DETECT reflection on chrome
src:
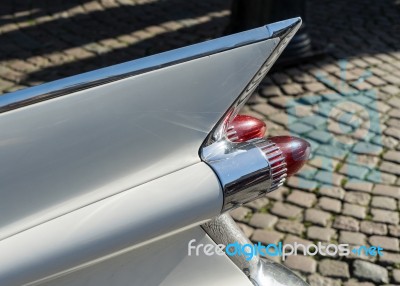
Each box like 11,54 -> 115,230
202,214 -> 309,286
201,138 -> 287,212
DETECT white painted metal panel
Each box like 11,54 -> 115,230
0,163 -> 223,286
0,37 -> 278,239
35,227 -> 253,286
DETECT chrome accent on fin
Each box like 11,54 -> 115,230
200,18 -> 301,213
205,18 -> 302,145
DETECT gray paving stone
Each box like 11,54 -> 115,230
308,274 -> 341,286
288,122 -> 314,134
284,255 -> 317,274
275,219 -> 305,235
269,96 -> 296,108
229,206 -> 251,222
369,235 -> 399,251
315,171 -> 345,187
333,216 -> 360,231
286,176 -> 319,191
360,221 -> 388,235
251,229 -> 284,245
252,104 -> 280,116
286,190 -> 317,208
379,252 -> 400,265
372,135 -> 399,150
307,130 -> 333,144
344,180 -> 373,193
367,170 -> 397,184
393,269 -> 400,283
389,225 -> 400,237
300,95 -> 323,105
307,226 -> 336,242
305,208 -> 331,227
284,235 -> 313,253
339,231 -> 366,245
318,259 -> 350,278
305,82 -> 327,93
309,156 -> 338,171
388,97 -> 400,108
342,203 -> 367,219
318,197 -> 342,213
371,196 -> 397,210
315,145 -> 348,160
296,164 -> 318,180
371,208 -> 399,225
248,213 -> 278,229
380,161 -> 400,176
387,118 -> 400,128
319,186 -> 345,201
286,104 -> 314,117
270,202 -> 303,219
353,142 -> 383,155
265,186 -> 289,201
353,260 -> 389,283
259,85 -> 282,98
372,184 -> 400,199
301,115 -> 327,128
344,192 -> 371,206
339,163 -> 370,179
382,85 -> 400,96
282,83 -> 304,95
343,281 -> 374,286
268,113 -> 297,127
236,223 -> 254,238
384,127 -> 400,140
271,73 -> 291,84
383,150 -> 400,163
245,197 -> 270,210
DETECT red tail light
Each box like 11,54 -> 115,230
227,115 -> 266,142
268,136 -> 311,177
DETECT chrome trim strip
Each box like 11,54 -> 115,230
0,18 -> 299,114
202,214 -> 309,286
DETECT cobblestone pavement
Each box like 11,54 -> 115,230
1,0 -> 400,285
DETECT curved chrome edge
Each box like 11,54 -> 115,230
0,18 -> 299,114
202,214 -> 309,286
201,138 -> 287,212
203,17 -> 302,145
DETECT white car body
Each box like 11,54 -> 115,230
0,18 -> 303,286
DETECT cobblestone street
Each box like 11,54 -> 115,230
1,0 -> 400,285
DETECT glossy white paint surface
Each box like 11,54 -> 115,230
0,37 -> 278,239
0,163 -> 223,286
35,226 -> 253,286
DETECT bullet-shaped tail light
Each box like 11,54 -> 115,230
227,115 -> 267,143
268,136 -> 311,177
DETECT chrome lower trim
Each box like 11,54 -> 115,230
201,138 -> 287,212
202,214 -> 309,286
0,18 -> 300,114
